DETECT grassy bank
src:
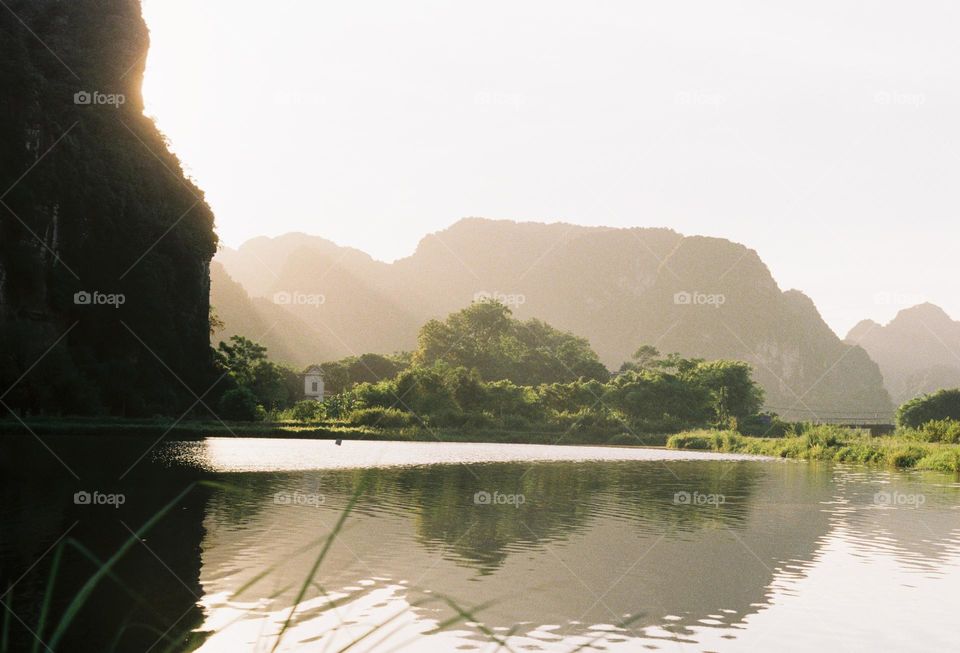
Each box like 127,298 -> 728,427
0,417 -> 671,446
666,425 -> 960,473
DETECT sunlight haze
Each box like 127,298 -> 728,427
141,0 -> 960,336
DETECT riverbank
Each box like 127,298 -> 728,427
666,427 -> 960,473
0,417 -> 672,446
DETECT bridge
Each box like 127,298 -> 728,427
761,407 -> 896,435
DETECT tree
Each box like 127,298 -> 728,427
218,387 -> 259,421
688,360 -> 764,425
214,336 -> 268,387
319,353 -> 410,394
619,345 -> 662,373
291,400 -> 325,421
413,301 -> 609,385
897,389 -> 960,428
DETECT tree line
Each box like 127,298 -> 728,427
213,301 -> 765,434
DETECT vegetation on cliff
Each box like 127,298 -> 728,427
0,0 -> 217,416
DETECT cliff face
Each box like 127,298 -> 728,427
216,219 -> 893,419
0,0 -> 217,415
847,304 -> 960,405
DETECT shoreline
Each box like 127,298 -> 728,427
667,428 -> 960,473
0,418 -> 673,447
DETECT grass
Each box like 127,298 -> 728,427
666,425 -> 960,473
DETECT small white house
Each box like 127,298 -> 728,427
304,365 -> 325,401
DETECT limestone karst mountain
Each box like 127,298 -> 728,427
847,303 -> 960,406
0,0 -> 217,415
215,218 -> 893,419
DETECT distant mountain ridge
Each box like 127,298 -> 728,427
846,303 -> 960,405
213,218 -> 893,419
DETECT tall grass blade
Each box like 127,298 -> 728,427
47,483 -> 197,650
270,477 -> 368,652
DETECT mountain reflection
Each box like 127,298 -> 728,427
2,438 -> 958,652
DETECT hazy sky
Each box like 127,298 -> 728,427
141,0 -> 959,337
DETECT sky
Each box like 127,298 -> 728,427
140,0 -> 960,337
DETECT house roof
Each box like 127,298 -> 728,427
304,365 -> 323,375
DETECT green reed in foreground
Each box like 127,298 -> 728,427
3,478 -> 643,653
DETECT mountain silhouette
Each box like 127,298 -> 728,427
214,218 -> 893,419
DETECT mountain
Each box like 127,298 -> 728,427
215,219 -> 893,419
846,304 -> 960,405
209,261 -> 339,366
0,0 -> 217,415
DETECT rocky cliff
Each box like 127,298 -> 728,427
0,0 -> 217,415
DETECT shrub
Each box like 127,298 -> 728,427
607,432 -> 642,446
897,389 -> 960,428
800,424 -> 851,448
888,446 -> 928,469
739,413 -> 792,437
346,407 -> 417,429
463,412 -> 496,430
218,388 -> 260,421
666,431 -> 715,450
916,449 -> 960,473
290,400 -> 325,422
502,414 -> 532,431
917,419 -> 960,444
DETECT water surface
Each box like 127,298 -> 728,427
2,437 -> 958,652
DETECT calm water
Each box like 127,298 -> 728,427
2,437 -> 959,652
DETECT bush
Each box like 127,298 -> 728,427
739,413 -> 792,437
897,389 -> 960,428
916,419 -> 960,444
800,424 -> 851,448
218,388 -> 260,421
290,400 -> 325,422
666,431 -> 715,450
888,446 -> 928,469
607,432 -> 642,446
347,407 -> 417,429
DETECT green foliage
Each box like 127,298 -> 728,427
688,360 -> 765,425
319,352 -> 410,394
347,407 -> 418,429
217,387 -> 260,422
413,301 -> 609,385
214,336 -> 299,413
915,419 -> 960,444
214,336 -> 268,387
290,400 -> 325,422
897,389 -> 960,428
668,426 -> 960,472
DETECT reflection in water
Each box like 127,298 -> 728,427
1,437 -> 958,652
175,442 -> 959,652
